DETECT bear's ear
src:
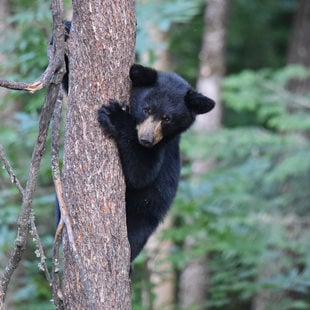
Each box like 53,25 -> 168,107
185,89 -> 215,115
130,64 -> 158,87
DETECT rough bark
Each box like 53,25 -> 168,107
61,1 -> 135,309
179,0 -> 229,308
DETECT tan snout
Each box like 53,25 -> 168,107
136,116 -> 163,147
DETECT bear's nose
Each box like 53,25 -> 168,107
139,137 -> 153,148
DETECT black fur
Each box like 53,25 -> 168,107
98,65 -> 215,261
55,23 -> 215,262
49,21 -> 71,92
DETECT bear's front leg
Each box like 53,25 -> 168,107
98,100 -> 131,138
98,101 -> 165,189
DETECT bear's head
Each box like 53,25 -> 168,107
129,64 -> 215,148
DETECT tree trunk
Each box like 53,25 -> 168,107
146,217 -> 175,310
142,27 -> 175,310
194,0 -> 228,131
179,253 -> 209,309
253,2 -> 310,309
0,2 -> 16,309
287,0 -> 310,93
179,0 -> 229,308
0,0 -> 9,109
62,1 -> 135,309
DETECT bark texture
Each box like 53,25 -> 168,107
62,1 -> 135,309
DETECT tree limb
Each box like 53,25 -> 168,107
0,146 -> 53,286
0,145 -> 24,195
0,82 -> 61,304
0,0 -> 65,93
51,92 -> 65,309
0,0 -> 65,304
0,146 -> 53,289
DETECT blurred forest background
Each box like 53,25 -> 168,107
0,0 -> 309,309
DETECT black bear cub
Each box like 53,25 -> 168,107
98,64 -> 215,261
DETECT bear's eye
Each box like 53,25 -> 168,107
143,107 -> 152,115
161,115 -> 171,123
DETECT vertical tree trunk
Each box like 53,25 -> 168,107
142,27 -> 175,310
287,0 -> 310,93
146,217 -> 175,310
0,0 -> 9,103
194,0 -> 228,131
62,1 -> 135,309
253,2 -> 310,309
179,0 -> 229,308
0,2 -> 16,308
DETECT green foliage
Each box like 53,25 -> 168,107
0,1 -> 51,112
131,67 -> 310,309
169,9 -> 203,85
0,2 -> 55,309
226,0 -> 296,72
12,255 -> 54,310
169,0 -> 296,85
222,66 -> 310,131
1,0 -> 309,309
159,65 -> 310,308
165,129 -> 309,308
0,113 -> 55,308
135,0 -> 204,64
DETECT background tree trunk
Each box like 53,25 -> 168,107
179,0 -> 229,308
62,1 -> 135,309
0,0 -> 9,114
252,2 -> 310,309
142,27 -> 176,310
0,2 -> 16,308
146,217 -> 175,310
287,0 -> 310,93
194,0 -> 228,132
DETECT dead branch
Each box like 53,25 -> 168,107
0,145 -> 24,195
0,82 -> 62,305
52,217 -> 65,310
0,0 -> 65,305
0,74 -> 51,93
0,145 -> 52,287
51,92 -> 65,309
0,0 -> 65,93
30,212 -> 53,285
0,0 -> 103,307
